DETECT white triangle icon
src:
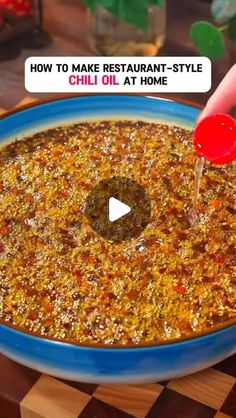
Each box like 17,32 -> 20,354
109,197 -> 131,222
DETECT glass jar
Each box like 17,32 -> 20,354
89,3 -> 166,57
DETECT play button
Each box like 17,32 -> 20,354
109,197 -> 131,222
85,176 -> 151,242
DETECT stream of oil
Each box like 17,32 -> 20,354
191,157 -> 205,225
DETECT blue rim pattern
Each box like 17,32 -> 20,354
0,95 -> 199,142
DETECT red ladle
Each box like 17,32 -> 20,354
194,113 -> 236,164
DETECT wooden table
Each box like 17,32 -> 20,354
0,353 -> 236,418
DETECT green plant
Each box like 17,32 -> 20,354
190,0 -> 236,60
85,0 -> 165,31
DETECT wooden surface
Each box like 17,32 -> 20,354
0,353 -> 236,418
0,0 -> 235,110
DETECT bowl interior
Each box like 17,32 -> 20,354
1,95 -> 235,351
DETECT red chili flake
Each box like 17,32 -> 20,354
52,148 -> 63,157
63,322 -> 71,330
81,281 -> 91,289
142,271 -> 155,287
0,181 -> 4,193
82,249 -> 90,257
213,284 -> 222,291
134,255 -> 145,265
44,318 -> 54,328
11,187 -> 21,195
167,207 -> 178,216
26,194 -> 34,204
150,171 -> 158,180
118,146 -> 129,156
106,292 -> 116,300
127,290 -> 139,300
40,290 -> 50,298
212,199 -> 221,209
46,305 -> 54,313
22,252 -> 37,267
28,211 -> 36,219
179,321 -> 192,332
145,236 -> 159,248
0,225 -> 11,236
48,290 -> 57,301
37,206 -> 46,213
0,242 -> 4,253
177,231 -> 188,241
116,255 -> 129,263
68,220 -> 82,228
162,228 -> 171,235
15,283 -> 22,290
202,276 -> 214,283
84,307 -> 94,315
105,271 -> 114,280
174,284 -> 187,294
74,269 -> 83,280
28,310 -> 39,321
26,286 -> 38,296
86,255 -> 98,265
82,182 -> 93,190
57,190 -> 68,198
42,298 -> 54,313
215,255 -> 225,264
37,158 -> 48,167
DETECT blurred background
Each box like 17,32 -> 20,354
0,0 -> 235,110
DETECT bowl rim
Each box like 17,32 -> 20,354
1,316 -> 236,351
0,93 -> 235,350
0,93 -> 203,120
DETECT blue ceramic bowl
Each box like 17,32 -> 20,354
0,95 -> 235,384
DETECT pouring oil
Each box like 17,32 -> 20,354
190,157 -> 205,225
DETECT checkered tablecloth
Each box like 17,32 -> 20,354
0,98 -> 236,418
